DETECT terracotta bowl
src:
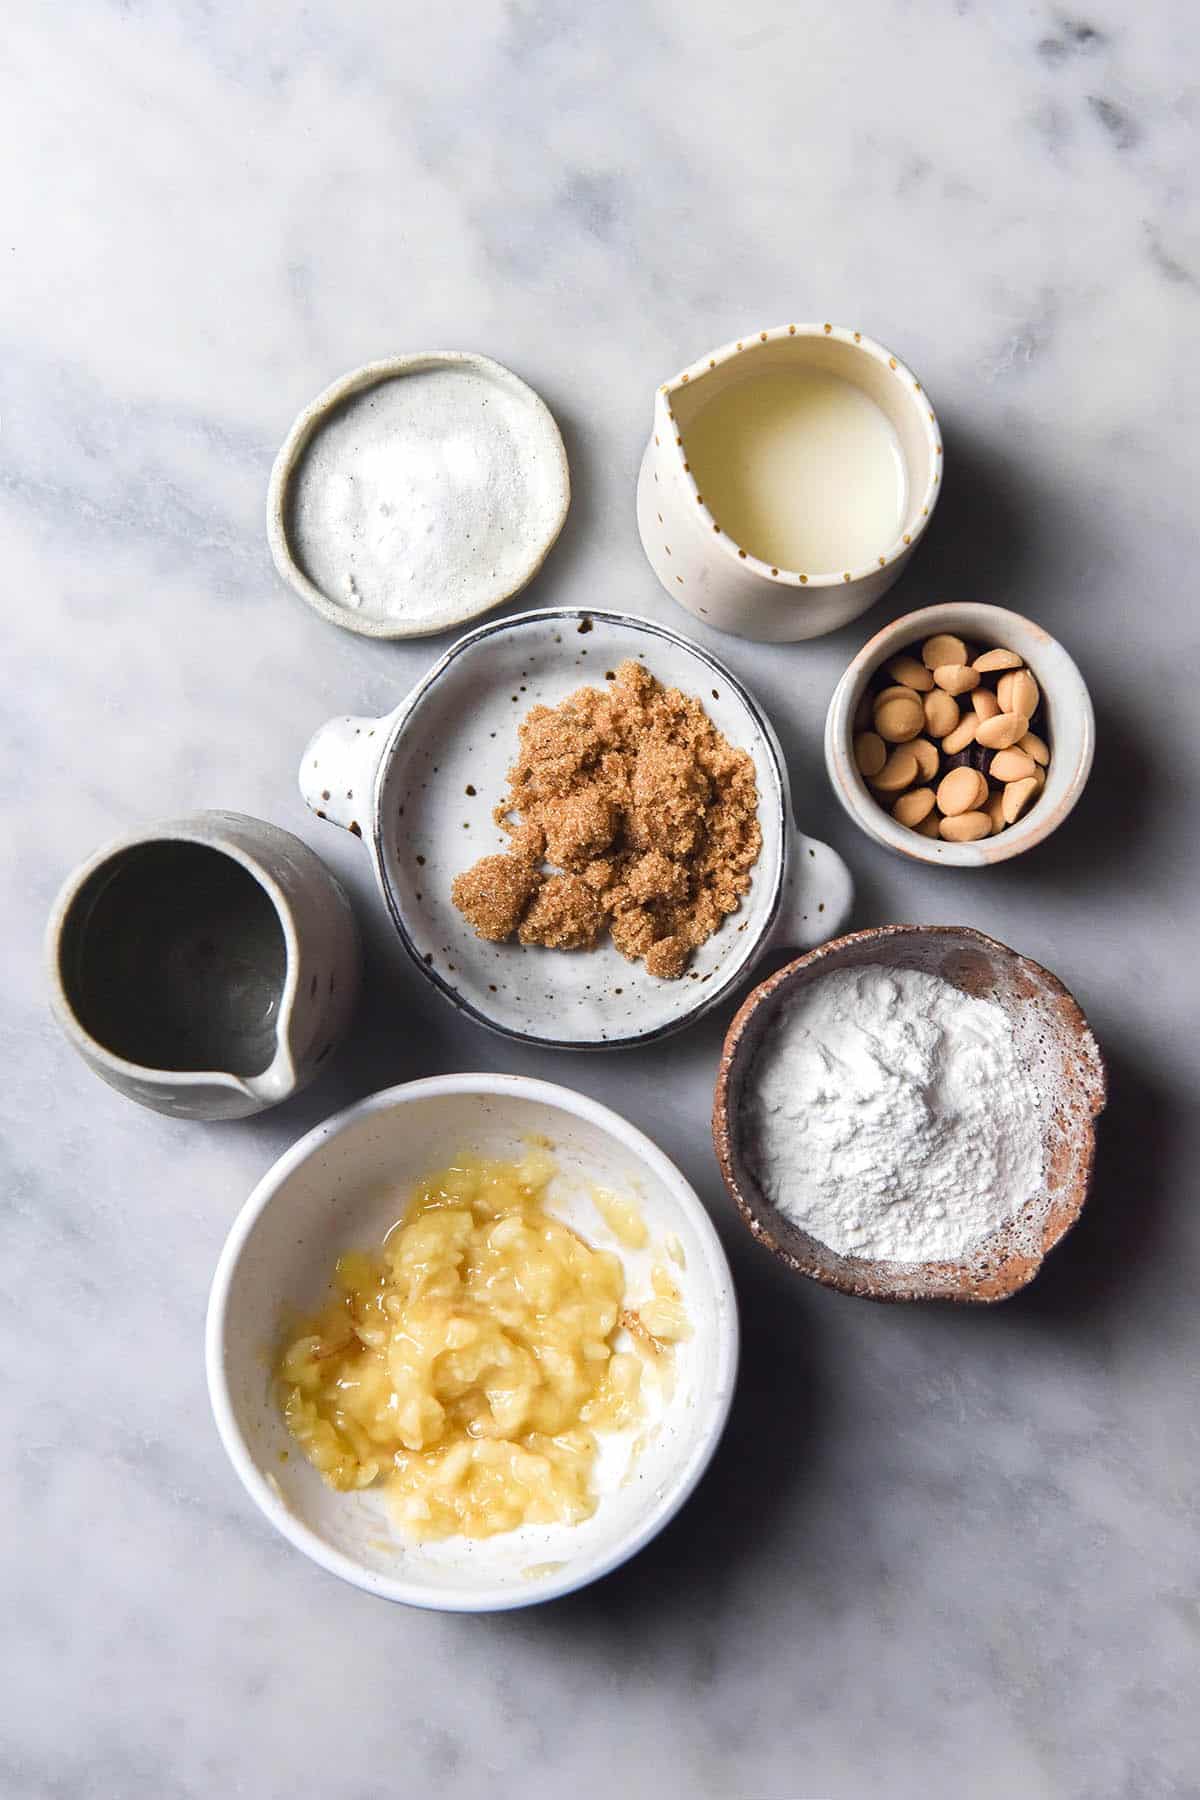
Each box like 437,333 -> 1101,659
712,925 -> 1107,1303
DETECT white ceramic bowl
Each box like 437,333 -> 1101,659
206,1074 -> 739,1611
825,602 -> 1094,866
299,608 -> 853,1048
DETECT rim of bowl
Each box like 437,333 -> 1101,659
266,352 -> 571,640
365,606 -> 791,1051
205,1072 -> 741,1611
824,602 -> 1095,867
712,924 -> 1108,1303
657,322 -> 942,589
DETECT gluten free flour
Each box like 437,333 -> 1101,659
745,965 -> 1044,1262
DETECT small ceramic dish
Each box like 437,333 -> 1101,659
637,323 -> 941,642
299,607 -> 854,1049
267,353 -> 570,639
825,602 -> 1094,865
713,925 -> 1106,1303
206,1073 -> 739,1611
45,811 -> 360,1120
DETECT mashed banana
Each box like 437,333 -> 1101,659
277,1150 -> 686,1540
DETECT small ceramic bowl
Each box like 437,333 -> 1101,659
712,925 -> 1106,1303
267,353 -> 570,639
206,1074 -> 739,1611
299,607 -> 853,1049
825,602 -> 1094,866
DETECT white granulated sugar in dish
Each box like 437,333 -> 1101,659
745,964 -> 1044,1262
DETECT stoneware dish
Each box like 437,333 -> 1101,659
637,323 -> 941,643
299,607 -> 854,1048
825,601 -> 1094,866
267,353 -> 570,639
46,811 -> 361,1120
712,925 -> 1106,1303
206,1073 -> 740,1611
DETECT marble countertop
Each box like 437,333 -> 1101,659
4,2 -> 1197,1795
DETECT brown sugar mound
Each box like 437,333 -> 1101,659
451,661 -> 762,979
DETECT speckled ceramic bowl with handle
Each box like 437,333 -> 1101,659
299,608 -> 854,1048
713,925 -> 1107,1303
825,602 -> 1094,865
206,1073 -> 740,1611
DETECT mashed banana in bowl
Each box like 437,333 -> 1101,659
277,1149 -> 687,1541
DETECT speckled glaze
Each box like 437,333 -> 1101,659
299,607 -> 854,1048
206,1073 -> 739,1611
826,602 -> 1095,866
713,925 -> 1107,1303
46,811 -> 361,1120
267,353 -> 570,639
637,324 -> 941,643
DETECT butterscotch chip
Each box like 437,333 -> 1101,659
884,655 -> 935,692
923,689 -> 959,739
998,669 -> 1039,719
971,688 -> 1000,721
921,633 -> 968,669
873,689 -> 924,743
518,875 -> 606,950
939,810 -> 991,842
1019,730 -> 1050,766
871,747 -> 919,793
893,787 -> 935,827
976,711 -> 1029,750
451,856 -> 543,942
854,731 -> 887,779
932,663 -> 980,696
941,713 -> 978,755
989,749 -> 1038,784
915,809 -> 943,838
937,766 -> 988,816
910,737 -> 940,782
985,790 -> 1007,835
1002,776 -> 1040,825
973,647 -> 1023,673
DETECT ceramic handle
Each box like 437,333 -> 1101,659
299,714 -> 388,837
766,830 -> 855,955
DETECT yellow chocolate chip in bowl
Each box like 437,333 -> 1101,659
976,710 -> 1029,750
989,749 -> 1039,784
985,790 -> 1007,835
998,668 -> 1039,719
932,663 -> 980,696
873,689 -> 925,743
972,647 -> 1023,674
1019,730 -> 1050,766
871,746 -> 919,793
910,737 -> 940,782
921,633 -> 968,670
939,810 -> 991,843
884,655 -> 935,692
914,809 -> 943,838
971,688 -> 1000,721
854,730 -> 887,779
923,689 -> 960,739
941,712 -> 978,756
936,765 -> 988,817
1002,775 -> 1041,824
892,786 -> 936,828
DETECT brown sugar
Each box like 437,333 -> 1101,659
451,661 -> 761,978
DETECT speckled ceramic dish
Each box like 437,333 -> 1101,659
713,926 -> 1106,1303
206,1074 -> 739,1611
299,608 -> 854,1048
825,603 -> 1094,865
267,353 -> 570,639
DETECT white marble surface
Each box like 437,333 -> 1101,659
4,1 -> 1198,1794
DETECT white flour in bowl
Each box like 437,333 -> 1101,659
744,964 -> 1044,1262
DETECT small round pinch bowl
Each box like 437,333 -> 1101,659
825,602 -> 1094,866
206,1074 -> 739,1611
300,607 -> 854,1049
713,926 -> 1107,1303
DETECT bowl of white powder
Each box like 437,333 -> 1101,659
713,925 -> 1106,1302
